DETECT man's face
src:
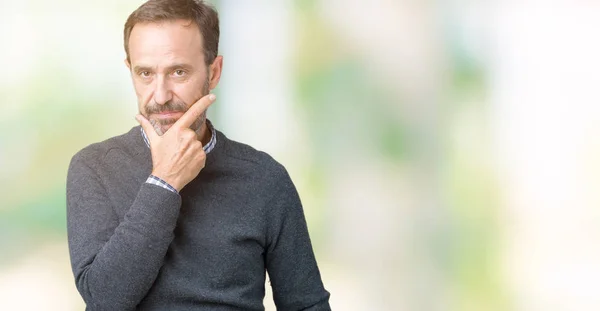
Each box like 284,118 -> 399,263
126,20 -> 215,135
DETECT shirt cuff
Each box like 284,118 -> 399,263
145,175 -> 178,194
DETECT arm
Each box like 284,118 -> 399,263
265,170 -> 331,311
67,94 -> 215,310
67,153 -> 181,310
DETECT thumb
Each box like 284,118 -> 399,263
135,114 -> 158,143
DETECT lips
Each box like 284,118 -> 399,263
153,111 -> 184,118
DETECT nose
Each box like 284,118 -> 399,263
153,76 -> 173,105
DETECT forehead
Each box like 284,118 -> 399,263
128,19 -> 204,66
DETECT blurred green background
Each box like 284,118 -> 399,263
2,1 -> 600,310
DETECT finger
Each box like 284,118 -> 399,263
173,93 -> 216,129
135,114 -> 159,143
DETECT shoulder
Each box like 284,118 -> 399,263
70,127 -> 142,169
216,130 -> 292,187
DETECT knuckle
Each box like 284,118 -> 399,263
198,150 -> 206,159
181,130 -> 196,140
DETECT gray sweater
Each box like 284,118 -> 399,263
66,126 -> 330,311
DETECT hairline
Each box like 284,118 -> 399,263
126,19 -> 207,64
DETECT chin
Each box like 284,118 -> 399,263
148,119 -> 175,136
158,124 -> 174,135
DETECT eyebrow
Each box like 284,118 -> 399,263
133,63 -> 194,73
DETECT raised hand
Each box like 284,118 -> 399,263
136,94 -> 216,192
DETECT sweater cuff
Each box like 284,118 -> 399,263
146,175 -> 178,193
128,182 -> 182,231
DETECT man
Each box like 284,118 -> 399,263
66,0 -> 331,310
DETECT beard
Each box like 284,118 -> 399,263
142,78 -> 210,136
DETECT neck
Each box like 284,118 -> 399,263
196,121 -> 211,146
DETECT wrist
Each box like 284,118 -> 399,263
150,171 -> 182,192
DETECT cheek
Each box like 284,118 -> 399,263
172,81 -> 205,105
133,82 -> 154,107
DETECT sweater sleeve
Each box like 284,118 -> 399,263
265,170 -> 331,311
66,151 -> 181,310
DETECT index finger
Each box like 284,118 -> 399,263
173,94 -> 216,129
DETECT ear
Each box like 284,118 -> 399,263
208,55 -> 223,90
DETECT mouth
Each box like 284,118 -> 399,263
151,111 -> 184,119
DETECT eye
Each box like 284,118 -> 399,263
173,69 -> 186,77
139,71 -> 151,78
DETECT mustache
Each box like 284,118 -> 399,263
145,100 -> 188,115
